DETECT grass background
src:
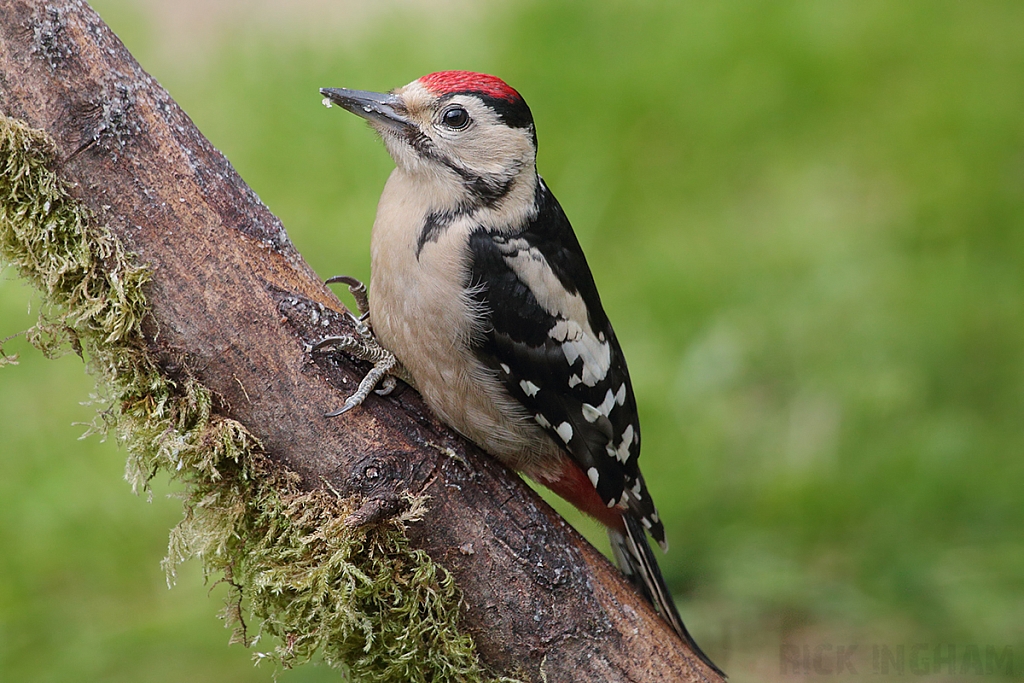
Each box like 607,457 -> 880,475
2,1 -> 1022,680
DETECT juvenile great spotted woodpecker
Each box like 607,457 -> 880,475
317,71 -> 721,675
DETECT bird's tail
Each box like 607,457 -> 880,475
609,515 -> 725,679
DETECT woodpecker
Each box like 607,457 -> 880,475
318,71 -> 722,676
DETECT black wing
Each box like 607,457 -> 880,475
466,179 -> 664,545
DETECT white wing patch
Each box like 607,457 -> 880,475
499,242 -> 612,386
561,335 -> 611,386
548,319 -> 583,342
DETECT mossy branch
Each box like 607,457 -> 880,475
0,2 -> 723,681
0,115 -> 496,681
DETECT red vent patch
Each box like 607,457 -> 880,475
419,71 -> 521,102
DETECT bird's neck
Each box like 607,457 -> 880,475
393,162 -> 540,234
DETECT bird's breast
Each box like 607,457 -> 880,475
369,171 -> 477,360
366,170 -> 561,475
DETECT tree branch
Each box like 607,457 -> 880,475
0,1 -> 722,681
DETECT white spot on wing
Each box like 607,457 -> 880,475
520,379 -> 540,397
609,424 -> 634,463
535,414 -> 551,429
581,403 -> 601,422
615,383 -> 627,405
556,421 -> 573,443
587,467 -> 600,487
562,337 -> 611,386
500,363 -> 511,374
620,425 -> 634,452
568,375 -> 582,388
595,388 -> 617,418
562,341 -> 580,365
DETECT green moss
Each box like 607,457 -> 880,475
0,114 -> 510,682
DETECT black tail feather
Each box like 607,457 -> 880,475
609,515 -> 726,679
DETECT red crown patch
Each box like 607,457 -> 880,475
419,71 -> 521,102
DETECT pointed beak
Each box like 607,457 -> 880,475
320,87 -> 412,133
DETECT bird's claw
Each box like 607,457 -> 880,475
311,335 -> 355,353
325,394 -> 362,418
375,374 -> 398,396
326,274 -> 370,319
345,311 -> 373,340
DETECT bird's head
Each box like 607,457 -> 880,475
321,71 -> 537,207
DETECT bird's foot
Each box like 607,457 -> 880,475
314,275 -> 408,416
312,316 -> 404,416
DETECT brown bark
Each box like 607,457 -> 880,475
0,2 -> 723,681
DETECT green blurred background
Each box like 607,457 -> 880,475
2,1 -> 1023,681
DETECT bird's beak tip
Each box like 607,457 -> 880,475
319,87 -> 410,130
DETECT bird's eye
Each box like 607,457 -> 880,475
442,107 -> 471,130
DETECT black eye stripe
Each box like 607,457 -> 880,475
442,106 -> 471,130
